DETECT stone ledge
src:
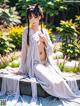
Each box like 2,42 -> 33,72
0,73 -> 80,97
0,74 -> 50,97
20,78 -> 49,97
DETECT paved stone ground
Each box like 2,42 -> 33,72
0,72 -> 80,97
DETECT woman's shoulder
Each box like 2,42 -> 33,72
23,28 -> 28,34
22,28 -> 33,39
23,28 -> 33,35
22,28 -> 28,40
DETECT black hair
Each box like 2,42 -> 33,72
27,4 -> 44,45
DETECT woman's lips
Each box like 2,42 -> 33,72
32,21 -> 37,24
33,22 -> 36,24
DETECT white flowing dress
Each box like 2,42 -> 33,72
19,28 -> 80,106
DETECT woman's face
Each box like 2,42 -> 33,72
29,14 -> 41,27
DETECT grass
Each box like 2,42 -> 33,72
58,64 -> 80,73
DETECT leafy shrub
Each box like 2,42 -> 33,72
0,0 -> 21,27
75,15 -> 80,27
8,26 -> 24,50
56,20 -> 80,60
0,51 -> 21,69
16,0 -> 66,27
75,15 -> 80,46
0,32 -> 15,55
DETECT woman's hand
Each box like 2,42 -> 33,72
33,31 -> 48,47
13,69 -> 23,75
39,32 -> 48,47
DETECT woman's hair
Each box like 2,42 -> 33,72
27,4 -> 44,45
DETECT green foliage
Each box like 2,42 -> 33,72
75,15 -> 80,26
0,0 -> 4,5
75,15 -> 80,45
16,0 -> 67,24
58,64 -> 80,73
56,20 -> 80,60
0,33 -> 15,55
8,26 -> 24,50
8,60 -> 19,68
0,51 -> 20,69
65,2 -> 80,20
63,67 -> 80,73
50,35 -> 56,43
0,7 -> 21,27
0,0 -> 21,27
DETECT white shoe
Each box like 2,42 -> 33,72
30,98 -> 37,106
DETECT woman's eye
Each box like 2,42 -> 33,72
29,16 -> 38,20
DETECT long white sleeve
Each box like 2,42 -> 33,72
44,29 -> 53,56
19,28 -> 28,73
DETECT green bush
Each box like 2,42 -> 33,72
0,51 -> 21,69
16,0 -> 66,27
8,26 -> 24,50
0,0 -> 21,27
56,20 -> 80,60
75,15 -> 80,46
0,32 -> 15,55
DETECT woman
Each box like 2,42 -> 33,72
15,4 -> 80,106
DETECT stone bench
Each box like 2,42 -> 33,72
0,73 -> 80,97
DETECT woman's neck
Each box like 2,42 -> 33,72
31,25 -> 40,32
